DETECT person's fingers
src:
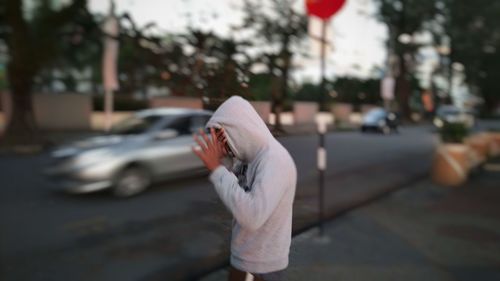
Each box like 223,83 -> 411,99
210,128 -> 223,155
199,128 -> 211,147
193,133 -> 208,151
220,140 -> 227,156
219,131 -> 230,152
221,137 -> 228,148
210,127 -> 218,146
201,129 -> 212,147
217,131 -> 226,144
216,128 -> 224,139
191,146 -> 204,160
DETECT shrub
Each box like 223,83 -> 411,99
440,122 -> 468,143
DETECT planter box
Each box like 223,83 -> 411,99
488,132 -> 500,157
293,102 -> 318,125
464,134 -> 490,164
33,93 -> 92,130
149,96 -> 203,109
331,103 -> 353,124
250,101 -> 271,124
432,143 -> 470,187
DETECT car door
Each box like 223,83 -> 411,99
148,114 -> 211,179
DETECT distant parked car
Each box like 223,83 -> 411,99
433,105 -> 476,129
45,108 -> 213,197
361,108 -> 399,134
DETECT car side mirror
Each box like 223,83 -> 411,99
153,129 -> 178,140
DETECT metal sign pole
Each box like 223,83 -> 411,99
306,0 -> 346,242
317,19 -> 327,237
320,19 -> 327,108
317,122 -> 327,237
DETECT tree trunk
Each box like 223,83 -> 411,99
270,74 -> 281,128
2,70 -> 40,146
396,53 -> 412,121
272,51 -> 291,133
272,88 -> 283,132
1,0 -> 41,147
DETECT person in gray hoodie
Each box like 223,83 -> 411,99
192,96 -> 297,281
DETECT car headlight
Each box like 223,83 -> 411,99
73,149 -> 114,167
433,118 -> 444,128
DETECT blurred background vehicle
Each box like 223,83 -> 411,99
433,105 -> 476,129
44,108 -> 212,197
360,107 -> 399,134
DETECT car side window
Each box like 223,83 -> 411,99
166,117 -> 191,135
189,115 -> 211,134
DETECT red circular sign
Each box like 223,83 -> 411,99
306,0 -> 346,19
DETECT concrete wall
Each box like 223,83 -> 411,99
149,97 -> 203,109
293,102 -> 318,124
33,93 -> 92,130
331,103 -> 353,124
91,111 -> 133,131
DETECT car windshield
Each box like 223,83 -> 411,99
438,107 -> 460,116
366,109 -> 386,119
110,115 -> 163,135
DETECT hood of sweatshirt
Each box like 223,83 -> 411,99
206,96 -> 273,163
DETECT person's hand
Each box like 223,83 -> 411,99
192,127 -> 228,171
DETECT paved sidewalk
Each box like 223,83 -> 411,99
201,168 -> 500,281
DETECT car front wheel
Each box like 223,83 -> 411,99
113,166 -> 151,197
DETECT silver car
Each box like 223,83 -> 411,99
433,105 -> 476,129
45,108 -> 212,197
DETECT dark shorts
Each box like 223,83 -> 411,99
228,266 -> 286,281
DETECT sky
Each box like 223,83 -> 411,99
89,0 -> 389,82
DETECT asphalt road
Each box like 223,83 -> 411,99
0,126 -> 436,281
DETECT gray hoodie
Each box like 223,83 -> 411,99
206,96 -> 297,274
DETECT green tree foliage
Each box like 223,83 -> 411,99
179,29 -> 251,101
292,77 -> 383,110
239,0 -> 308,130
436,0 -> 500,114
248,73 -> 275,101
439,121 -> 468,143
1,0 -> 95,145
293,82 -> 324,102
335,77 -> 382,106
377,0 -> 500,116
374,0 -> 437,120
117,14 -> 164,99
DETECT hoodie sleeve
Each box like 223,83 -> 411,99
209,160 -> 292,231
